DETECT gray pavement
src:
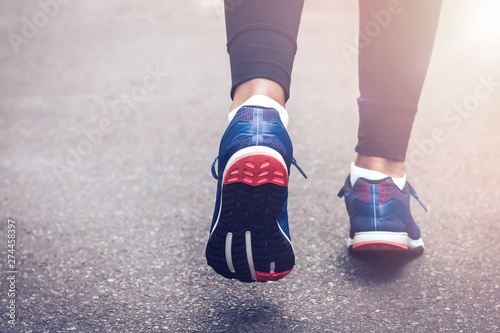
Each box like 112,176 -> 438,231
1,0 -> 500,332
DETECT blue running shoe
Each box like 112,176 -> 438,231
338,176 -> 427,252
206,98 -> 306,282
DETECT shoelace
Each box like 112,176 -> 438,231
211,156 -> 308,180
408,183 -> 428,212
337,181 -> 428,212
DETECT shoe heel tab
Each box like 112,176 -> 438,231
231,95 -> 289,128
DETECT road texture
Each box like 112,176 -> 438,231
1,0 -> 500,332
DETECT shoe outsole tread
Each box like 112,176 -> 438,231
206,153 -> 294,282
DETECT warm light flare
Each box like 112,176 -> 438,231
463,0 -> 500,42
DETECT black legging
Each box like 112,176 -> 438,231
225,0 -> 442,161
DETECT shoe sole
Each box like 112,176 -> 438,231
206,146 -> 294,283
348,231 -> 424,252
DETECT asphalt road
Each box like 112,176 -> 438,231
1,1 -> 500,332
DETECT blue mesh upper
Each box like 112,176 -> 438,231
217,106 -> 293,176
343,177 -> 421,240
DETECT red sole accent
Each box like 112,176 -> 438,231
353,241 -> 408,251
255,269 -> 292,282
223,154 -> 288,187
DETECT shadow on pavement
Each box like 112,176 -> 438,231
336,250 -> 424,283
203,298 -> 299,333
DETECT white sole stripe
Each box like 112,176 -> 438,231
225,233 -> 235,273
277,222 -> 294,253
245,231 -> 256,281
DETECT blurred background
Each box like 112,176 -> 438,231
1,0 -> 499,332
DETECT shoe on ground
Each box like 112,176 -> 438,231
206,104 -> 305,282
338,176 -> 427,253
